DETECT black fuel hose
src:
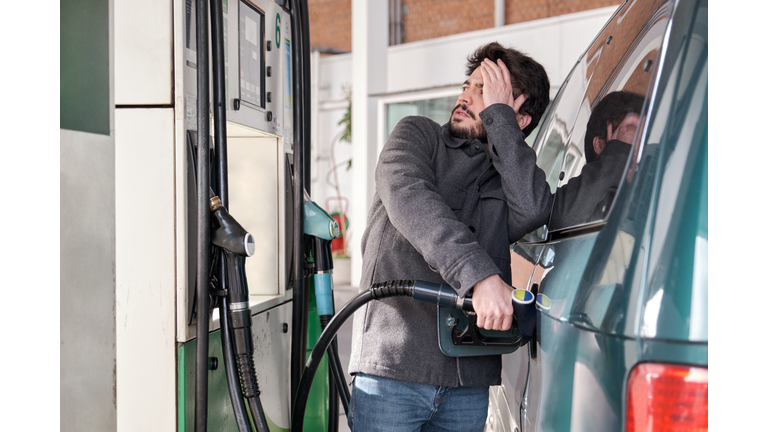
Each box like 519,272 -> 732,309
217,291 -> 254,432
225,251 -> 270,432
208,0 -> 254,427
291,280 -> 471,430
329,339 -> 350,412
194,0 -> 211,430
289,0 -> 310,405
328,372 -> 339,432
247,397 -> 269,432
319,315 -> 348,431
319,315 -> 350,416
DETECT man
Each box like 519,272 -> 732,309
550,90 -> 645,229
347,42 -> 551,431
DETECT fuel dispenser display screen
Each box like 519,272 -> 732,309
239,1 -> 265,109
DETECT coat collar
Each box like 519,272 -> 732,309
441,123 -> 476,148
599,140 -> 633,160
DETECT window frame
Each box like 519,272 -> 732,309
376,86 -> 461,155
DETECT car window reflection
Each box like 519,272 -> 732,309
549,91 -> 645,229
524,0 -> 671,235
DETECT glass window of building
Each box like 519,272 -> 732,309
386,96 -> 456,139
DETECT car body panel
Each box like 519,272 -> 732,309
489,0 -> 708,430
639,0 -> 708,342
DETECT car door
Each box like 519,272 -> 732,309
489,241 -> 547,432
496,1 -> 677,431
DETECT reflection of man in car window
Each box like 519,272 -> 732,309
550,91 -> 645,229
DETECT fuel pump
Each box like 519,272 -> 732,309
191,0 -> 274,430
302,196 -> 351,430
190,0 -> 317,429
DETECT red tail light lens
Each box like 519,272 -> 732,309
626,363 -> 708,432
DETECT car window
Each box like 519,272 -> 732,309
531,0 -> 674,232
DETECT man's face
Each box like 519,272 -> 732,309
449,67 -> 487,142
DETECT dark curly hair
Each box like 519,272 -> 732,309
465,42 -> 550,137
584,91 -> 646,163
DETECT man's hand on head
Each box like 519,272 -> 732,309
480,58 -> 528,113
471,274 -> 515,331
608,112 -> 640,145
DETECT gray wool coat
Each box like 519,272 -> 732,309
348,103 -> 552,387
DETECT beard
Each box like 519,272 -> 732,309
448,104 -> 487,142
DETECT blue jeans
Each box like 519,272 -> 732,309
348,373 -> 489,432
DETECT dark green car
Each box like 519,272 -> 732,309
486,0 -> 708,431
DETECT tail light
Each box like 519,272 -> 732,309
626,363 -> 708,432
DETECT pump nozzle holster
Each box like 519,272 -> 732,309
210,196 -> 255,257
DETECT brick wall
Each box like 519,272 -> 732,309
583,0 -> 666,106
308,0 -> 621,52
308,0 -> 352,53
505,0 -> 620,25
400,0 -> 495,44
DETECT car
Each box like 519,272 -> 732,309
484,0 -> 708,431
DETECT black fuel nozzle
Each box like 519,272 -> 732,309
209,193 -> 257,398
367,280 -> 473,311
411,280 -> 473,311
222,244 -> 260,399
210,195 -> 255,257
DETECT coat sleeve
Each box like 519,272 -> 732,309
480,104 -> 553,242
376,116 -> 501,297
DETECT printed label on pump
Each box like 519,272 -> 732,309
275,13 -> 281,49
284,39 -> 292,109
185,0 -> 196,68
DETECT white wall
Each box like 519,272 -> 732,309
385,7 -> 617,95
312,53 -> 355,229
310,6 -> 619,287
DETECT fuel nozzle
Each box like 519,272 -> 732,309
210,195 -> 255,257
303,190 -> 341,241
209,194 -> 261,405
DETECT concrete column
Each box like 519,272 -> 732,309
61,130 -> 116,432
495,0 -> 505,27
351,0 -> 388,287
61,0 -> 116,430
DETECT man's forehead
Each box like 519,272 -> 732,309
464,67 -> 484,86
463,78 -> 484,87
